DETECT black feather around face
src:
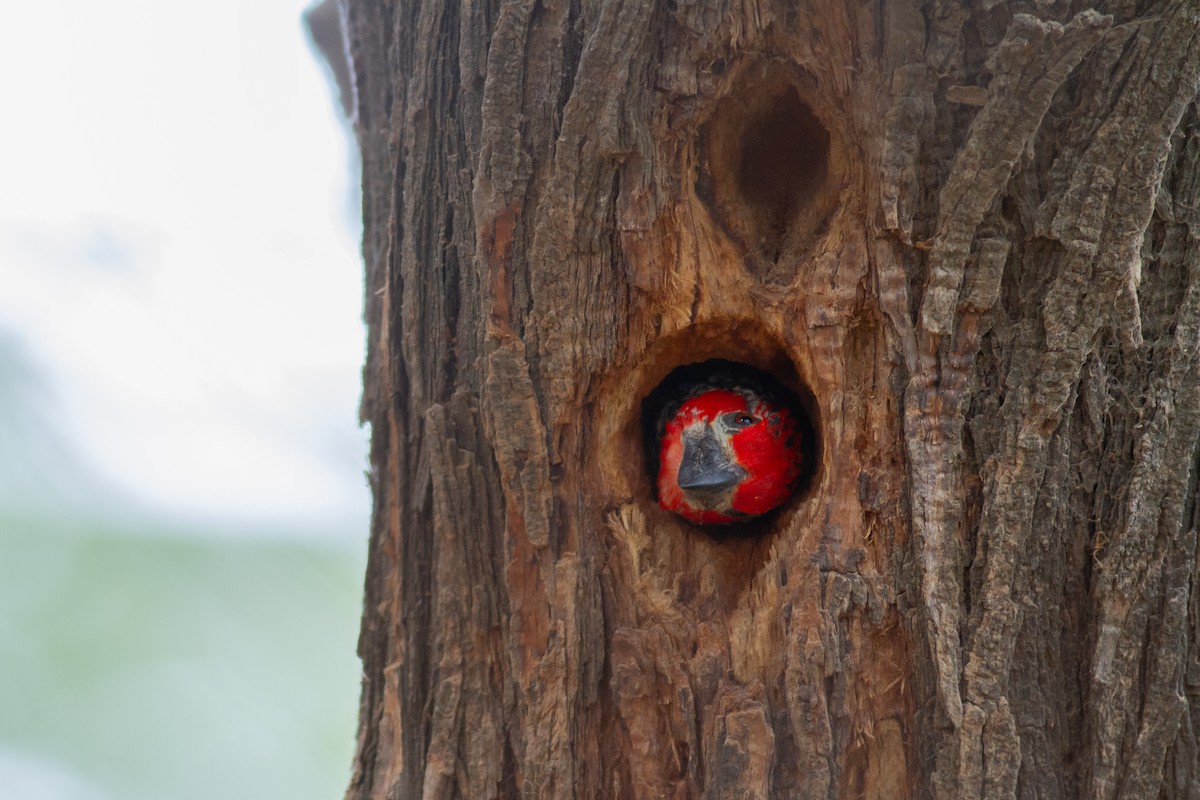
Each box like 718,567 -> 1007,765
645,360 -> 796,439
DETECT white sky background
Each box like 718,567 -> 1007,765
0,1 -> 369,534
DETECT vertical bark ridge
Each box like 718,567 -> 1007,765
919,11 -> 1109,336
903,13 -> 1111,797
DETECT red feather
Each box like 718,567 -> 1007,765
657,387 -> 802,524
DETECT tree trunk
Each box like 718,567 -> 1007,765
339,0 -> 1200,797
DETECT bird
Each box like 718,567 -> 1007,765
652,369 -> 804,526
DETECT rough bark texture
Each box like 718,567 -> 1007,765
339,0 -> 1200,797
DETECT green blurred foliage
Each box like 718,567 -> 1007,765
0,514 -> 365,800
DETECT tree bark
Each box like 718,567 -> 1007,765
339,0 -> 1200,797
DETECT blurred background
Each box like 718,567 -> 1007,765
0,2 -> 369,798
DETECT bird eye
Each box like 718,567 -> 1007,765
723,412 -> 756,428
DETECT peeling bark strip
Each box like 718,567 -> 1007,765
918,11 -> 1109,336
342,0 -> 1200,797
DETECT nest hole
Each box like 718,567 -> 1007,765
700,70 -> 842,279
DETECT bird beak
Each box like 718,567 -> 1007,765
677,424 -> 746,494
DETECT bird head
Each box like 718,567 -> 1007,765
657,387 -> 803,525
